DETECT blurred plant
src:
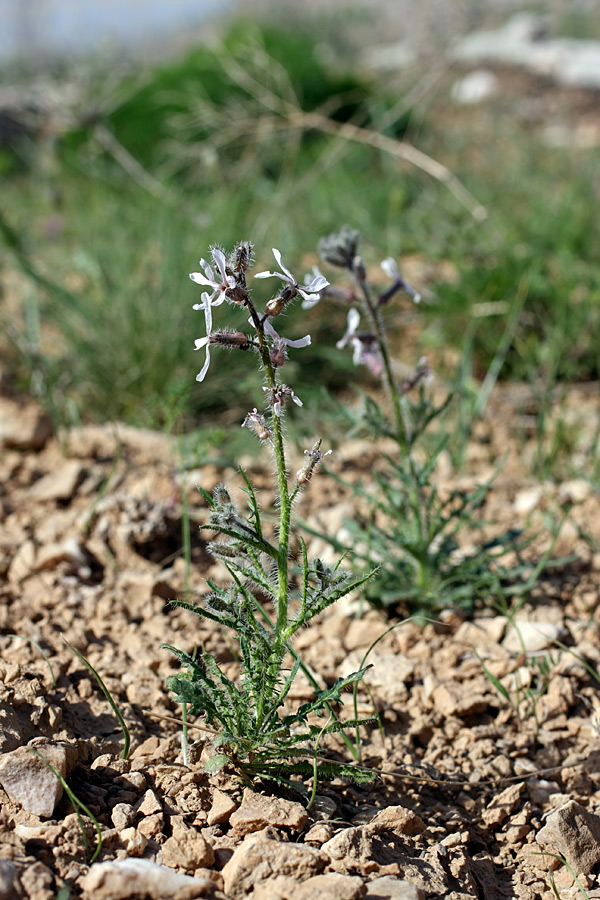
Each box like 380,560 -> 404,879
163,241 -> 375,788
310,226 -> 565,617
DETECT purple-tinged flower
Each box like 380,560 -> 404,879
336,309 -> 383,377
255,249 -> 329,314
400,356 -> 433,394
263,384 -> 303,417
190,247 -> 236,301
300,266 -> 327,309
380,257 -> 421,305
242,408 -> 272,442
296,439 -> 332,485
263,318 -> 311,368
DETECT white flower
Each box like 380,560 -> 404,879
263,385 -> 303,417
194,335 -> 211,382
193,290 -> 215,382
336,308 -> 362,366
255,248 -> 329,304
301,266 -> 327,309
337,308 -> 383,377
263,318 -> 311,350
190,247 -> 236,302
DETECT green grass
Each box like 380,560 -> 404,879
1,18 -> 599,481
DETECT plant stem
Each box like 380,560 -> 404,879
354,269 -> 409,451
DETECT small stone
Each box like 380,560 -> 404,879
367,806 -> 425,836
222,835 -> 326,899
432,682 -> 488,717
137,812 -> 164,838
137,788 -> 162,816
161,817 -> 215,871
36,537 -> 88,571
0,740 -> 78,817
0,398 -> 52,450
503,621 -> 566,653
536,800 -> 600,874
111,802 -> 136,830
482,783 -> 524,827
207,789 -> 237,826
80,858 -> 213,899
513,486 -> 542,514
451,69 -> 499,105
7,540 -> 36,585
0,860 -> 16,900
20,861 -> 54,900
364,876 -> 426,899
30,460 -> 85,502
118,827 -> 148,856
229,788 -> 308,835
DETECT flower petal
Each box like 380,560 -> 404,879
381,257 -> 399,279
272,248 -> 294,283
284,334 -> 311,349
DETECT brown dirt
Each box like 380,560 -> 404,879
0,384 -> 599,900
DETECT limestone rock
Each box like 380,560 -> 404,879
80,858 -> 215,899
0,740 -> 78,817
161,817 -> 215,871
364,877 -> 426,900
229,788 -> 308,835
253,872 -> 366,900
503,621 -> 566,653
0,398 -> 52,450
207,789 -> 237,826
30,460 -> 85,502
0,861 -> 16,900
222,835 -> 326,899
536,800 -> 600,874
367,806 -> 426,836
482,783 -> 524,828
432,682 -> 488,717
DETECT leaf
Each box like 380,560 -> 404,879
204,753 -> 231,773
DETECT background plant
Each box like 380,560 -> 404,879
2,18 -> 598,480
310,226 -> 570,617
163,241 -> 375,788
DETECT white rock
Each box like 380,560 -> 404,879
30,459 -> 85,502
0,740 -> 78,817
365,876 -> 425,899
80,858 -> 213,899
503,621 -> 566,653
513,486 -> 542,514
451,70 -> 499,105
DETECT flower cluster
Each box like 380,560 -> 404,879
191,244 -> 326,383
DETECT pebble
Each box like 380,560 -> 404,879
207,789 -> 237,826
503,620 -> 566,653
80,858 -> 214,899
229,788 -> 308,836
536,800 -> 600,874
0,739 -> 78,817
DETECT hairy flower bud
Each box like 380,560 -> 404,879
296,439 -> 332,485
242,408 -> 272,442
353,255 -> 367,282
318,225 -> 360,269
210,330 -> 255,350
230,241 -> 254,274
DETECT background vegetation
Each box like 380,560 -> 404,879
1,16 -> 598,480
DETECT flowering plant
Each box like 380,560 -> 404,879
309,227 -> 561,617
164,242 -> 375,788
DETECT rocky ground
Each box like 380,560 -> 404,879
0,381 -> 599,900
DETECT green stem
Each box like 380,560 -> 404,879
247,304 -> 292,720
355,272 -> 409,451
